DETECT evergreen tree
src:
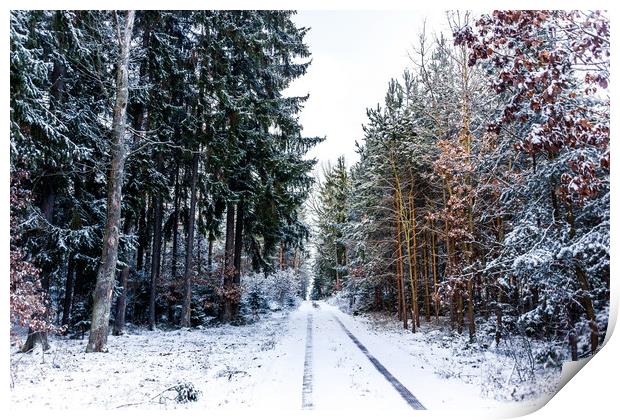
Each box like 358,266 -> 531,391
10,10 -> 323,344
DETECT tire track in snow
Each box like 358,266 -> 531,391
301,312 -> 313,409
332,315 -> 426,410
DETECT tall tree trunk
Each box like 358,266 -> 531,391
61,253 -> 75,329
495,304 -> 502,346
395,214 -> 403,321
136,205 -> 146,271
197,234 -> 203,275
21,180 -> 56,352
576,267 -> 599,354
567,201 -> 599,355
148,159 -> 164,330
231,197 -> 244,318
113,216 -> 134,336
221,200 -> 236,322
171,162 -> 180,279
409,190 -> 420,329
335,246 -> 341,291
207,234 -> 214,272
180,152 -> 199,328
49,57 -> 66,109
423,230 -> 431,323
112,270 -> 128,336
395,194 -> 407,329
457,287 -> 464,334
568,299 -> 580,361
374,286 -> 382,310
430,220 -> 439,321
233,198 -> 244,283
394,175 -> 415,332
86,11 -> 135,353
467,276 -> 475,341
294,249 -> 300,274
144,197 -> 153,277
161,229 -> 168,275
442,180 -> 456,332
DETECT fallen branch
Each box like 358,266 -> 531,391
114,382 -> 201,408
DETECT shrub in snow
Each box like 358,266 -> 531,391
73,320 -> 91,339
152,382 -> 202,405
268,301 -> 281,312
269,269 -> 301,306
189,292 -> 210,326
243,272 -> 270,316
533,343 -> 566,369
326,290 -> 352,314
172,382 -> 201,403
240,269 -> 301,319
67,301 -> 91,338
326,278 -> 375,315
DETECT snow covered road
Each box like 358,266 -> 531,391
254,300 -> 525,411
304,301 -> 423,409
254,300 -> 426,410
11,300 -> 534,411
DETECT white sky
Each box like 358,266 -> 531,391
285,10 -> 448,170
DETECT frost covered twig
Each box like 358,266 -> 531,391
114,382 -> 201,408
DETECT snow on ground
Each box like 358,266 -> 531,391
10,300 -> 561,414
10,310 -> 295,410
327,294 -> 562,412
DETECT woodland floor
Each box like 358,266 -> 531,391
10,301 -> 560,412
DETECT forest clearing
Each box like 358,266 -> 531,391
9,9 -> 610,414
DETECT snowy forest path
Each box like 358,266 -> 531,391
330,312 -> 426,409
253,300 -> 429,409
307,301 -> 424,410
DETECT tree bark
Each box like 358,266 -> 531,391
112,270 -> 127,336
113,216 -> 134,336
86,11 -> 135,353
567,201 -> 599,355
430,220 -> 439,321
21,183 -> 55,352
495,305 -> 502,346
161,229 -> 168,276
171,162 -> 180,279
49,56 -> 66,109
393,174 -> 414,332
395,218 -> 403,321
180,152 -> 199,327
457,287 -> 464,334
148,161 -> 164,330
233,198 -> 244,283
467,276 -> 475,341
408,190 -> 420,329
144,197 -> 153,277
231,197 -> 244,318
61,253 -> 75,329
374,285 -> 383,310
423,230 -> 431,323
221,200 -> 236,322
136,205 -> 146,271
207,234 -> 214,272
395,194 -> 407,329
